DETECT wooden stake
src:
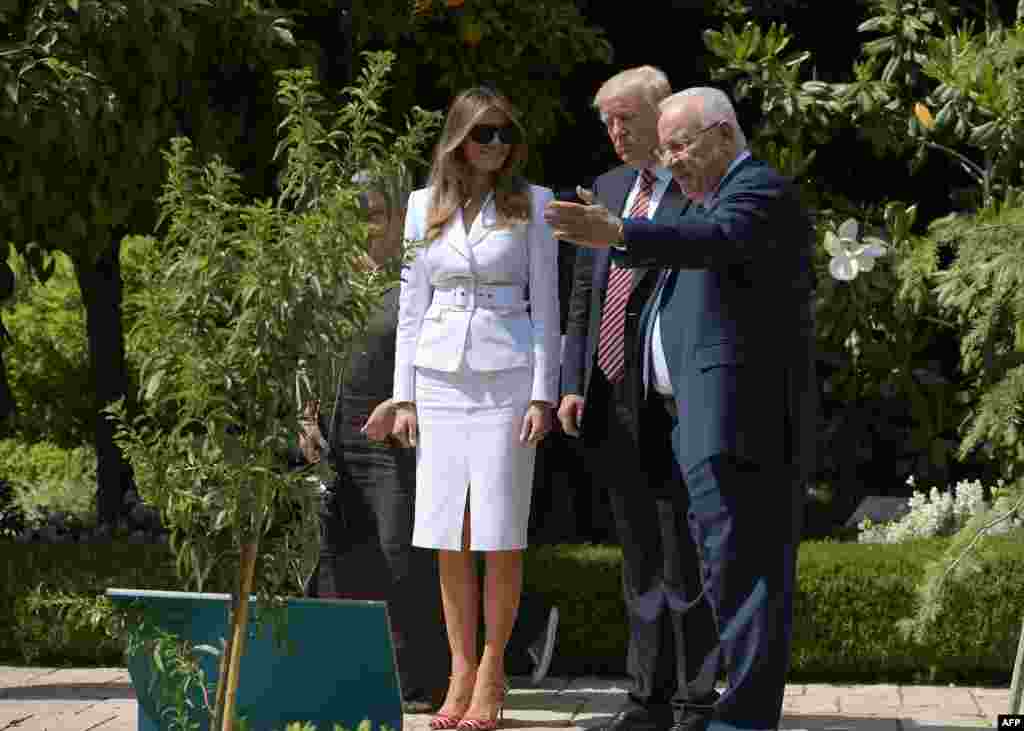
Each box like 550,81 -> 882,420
220,541 -> 259,731
211,603 -> 234,730
1010,614 -> 1024,714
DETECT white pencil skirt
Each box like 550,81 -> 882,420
411,363 -> 536,552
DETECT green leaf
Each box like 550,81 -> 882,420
66,0 -> 79,10
272,26 -> 295,47
968,121 -> 999,148
934,100 -> 954,130
783,51 -> 810,68
4,79 -> 16,104
145,370 -> 165,401
747,23 -> 763,59
858,17 -> 890,33
862,37 -> 896,56
702,29 -> 730,59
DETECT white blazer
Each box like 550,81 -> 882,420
393,184 -> 560,405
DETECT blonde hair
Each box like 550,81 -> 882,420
593,66 -> 672,111
425,86 -> 530,241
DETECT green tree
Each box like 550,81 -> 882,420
107,51 -> 440,728
350,0 -> 613,179
1,237 -> 158,448
912,15 -> 1024,205
0,0 -> 321,525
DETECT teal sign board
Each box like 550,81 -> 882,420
106,588 -> 403,731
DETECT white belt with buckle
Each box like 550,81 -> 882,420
432,282 -> 525,310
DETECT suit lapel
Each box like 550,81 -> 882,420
465,191 -> 497,250
653,177 -> 687,224
592,168 -> 636,297
608,168 -> 645,288
705,156 -> 757,213
639,269 -> 669,346
629,172 -> 686,290
610,169 -> 637,218
445,207 -> 471,262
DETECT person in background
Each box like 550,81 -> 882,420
301,168 -> 450,715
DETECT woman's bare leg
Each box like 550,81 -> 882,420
465,548 -> 522,720
436,500 -> 479,718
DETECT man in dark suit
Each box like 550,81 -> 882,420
558,67 -> 720,731
546,87 -> 817,731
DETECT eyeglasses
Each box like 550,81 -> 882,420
657,120 -> 725,160
467,124 -> 521,146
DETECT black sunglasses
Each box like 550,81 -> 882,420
467,124 -> 521,146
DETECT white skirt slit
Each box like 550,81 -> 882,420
411,364 -> 536,551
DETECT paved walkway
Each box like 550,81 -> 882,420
0,667 -> 1009,730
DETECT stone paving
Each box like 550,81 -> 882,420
0,666 -> 1010,731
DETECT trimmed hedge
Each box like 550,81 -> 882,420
2,539 -> 1023,683
790,539 -> 1023,683
0,542 -> 219,666
523,539 -> 1024,684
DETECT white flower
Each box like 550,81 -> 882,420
855,476 -> 1020,543
824,218 -> 889,281
952,479 -> 985,522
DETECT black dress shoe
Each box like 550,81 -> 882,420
401,686 -> 445,714
401,697 -> 435,714
668,715 -> 709,731
669,691 -> 720,731
600,706 -> 673,731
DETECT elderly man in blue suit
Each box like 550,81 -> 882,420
545,87 -> 817,731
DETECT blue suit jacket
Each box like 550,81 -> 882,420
622,157 -> 817,480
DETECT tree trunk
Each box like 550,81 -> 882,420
74,238 -> 135,527
220,541 -> 259,731
1010,614 -> 1024,713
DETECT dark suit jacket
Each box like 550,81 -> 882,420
622,157 -> 817,480
561,165 -> 689,443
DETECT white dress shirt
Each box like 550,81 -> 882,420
622,166 -> 673,220
648,282 -> 674,395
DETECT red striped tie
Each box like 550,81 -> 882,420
596,169 -> 656,383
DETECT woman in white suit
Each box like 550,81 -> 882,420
391,86 -> 559,731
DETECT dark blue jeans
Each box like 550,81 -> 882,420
312,408 -> 448,699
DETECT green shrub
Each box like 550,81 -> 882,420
0,541 -> 177,664
0,540 -> 242,665
790,537 -> 1017,683
524,543 -> 627,676
4,539 -> 1023,683
2,252 -> 93,447
0,438 -> 97,528
2,238 -> 153,448
524,539 -> 1024,683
